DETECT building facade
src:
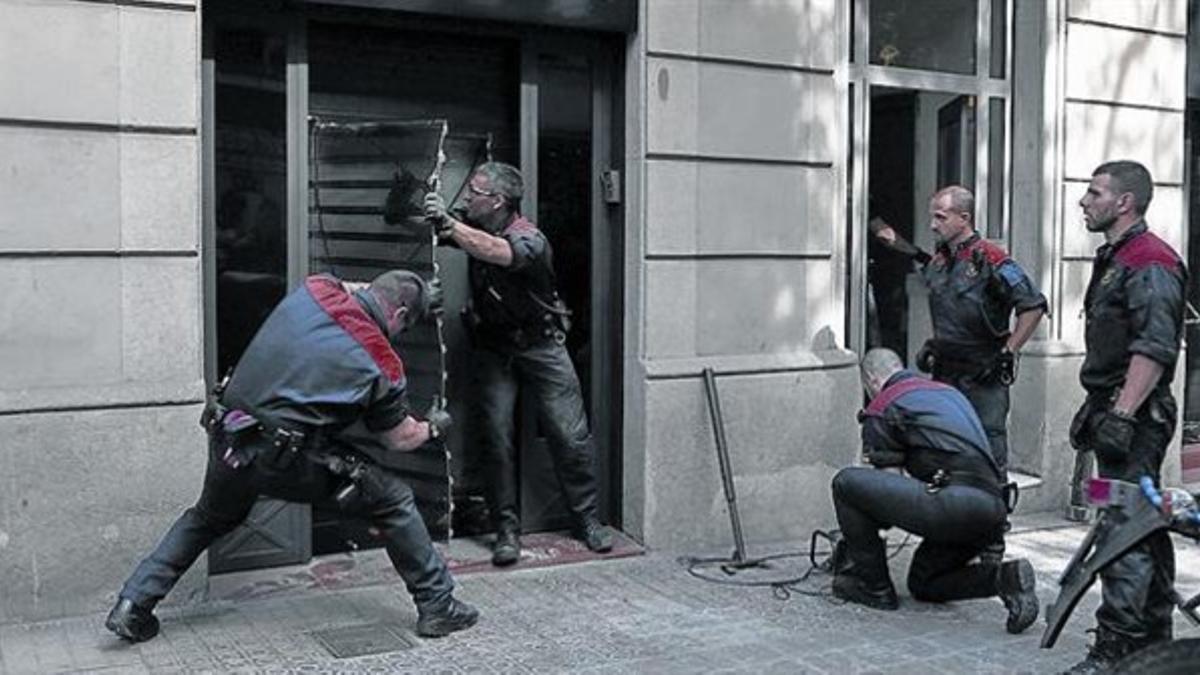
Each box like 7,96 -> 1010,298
0,0 -> 1194,623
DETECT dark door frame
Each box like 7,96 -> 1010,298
201,5 -> 625,572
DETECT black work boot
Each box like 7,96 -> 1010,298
831,573 -> 899,611
492,529 -> 520,567
997,558 -> 1039,634
105,597 -> 160,643
416,597 -> 480,638
575,518 -> 613,553
1062,628 -> 1134,674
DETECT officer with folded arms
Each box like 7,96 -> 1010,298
106,270 -> 477,643
830,348 -> 1038,634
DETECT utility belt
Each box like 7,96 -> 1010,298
200,390 -> 319,471
925,468 -> 1019,513
926,339 -> 1001,376
462,303 -> 568,350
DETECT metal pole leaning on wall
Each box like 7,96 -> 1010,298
703,367 -> 748,564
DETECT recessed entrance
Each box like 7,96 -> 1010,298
203,4 -> 624,572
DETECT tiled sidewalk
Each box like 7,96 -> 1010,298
2,515 -> 1197,674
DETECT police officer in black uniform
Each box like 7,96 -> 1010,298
423,162 -> 612,567
1063,161 -> 1186,673
916,186 -> 1047,478
105,271 -> 478,643
831,348 -> 1038,634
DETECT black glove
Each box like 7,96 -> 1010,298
1091,409 -> 1136,464
992,349 -> 1016,385
425,397 -> 453,441
915,341 -> 936,373
423,192 -> 455,238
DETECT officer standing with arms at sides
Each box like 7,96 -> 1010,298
105,271 -> 478,643
1063,160 -> 1186,673
423,162 -> 612,567
831,348 -> 1039,634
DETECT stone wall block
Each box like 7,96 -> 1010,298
641,367 -> 859,550
648,0 -> 837,70
119,6 -> 198,128
0,0 -> 119,124
1065,23 -> 1184,109
646,160 -> 834,255
1063,103 -> 1183,183
0,127 -> 120,250
645,259 -> 835,359
0,405 -> 207,623
0,259 -> 124,391
0,258 -> 204,411
647,58 -> 835,162
122,257 -> 203,384
121,134 -> 199,251
1068,0 -> 1186,34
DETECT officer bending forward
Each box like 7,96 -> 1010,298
106,271 -> 477,643
830,348 -> 1038,634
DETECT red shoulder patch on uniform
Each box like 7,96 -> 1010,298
957,238 -> 1009,266
864,377 -> 955,417
504,216 -> 538,234
305,276 -> 404,384
1114,231 -> 1183,273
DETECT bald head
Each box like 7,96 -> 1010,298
860,348 -> 904,399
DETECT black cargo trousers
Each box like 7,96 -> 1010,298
832,467 -> 1008,600
119,434 -> 454,612
1075,390 -> 1178,647
471,337 -> 599,534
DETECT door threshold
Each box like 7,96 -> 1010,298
208,528 -> 643,605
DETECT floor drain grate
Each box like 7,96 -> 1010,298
311,623 -> 419,658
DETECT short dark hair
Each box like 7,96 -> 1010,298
368,270 -> 426,317
476,161 -> 524,208
1093,160 -> 1153,214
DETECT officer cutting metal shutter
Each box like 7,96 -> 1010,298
106,271 -> 477,643
424,162 -> 612,567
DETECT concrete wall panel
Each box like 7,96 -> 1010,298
0,0 -> 119,124
1063,103 -> 1183,183
0,127 -> 120,250
647,0 -> 837,70
1065,23 -> 1184,109
1059,259 -> 1092,348
0,258 -> 204,411
119,6 -> 198,128
0,259 -> 124,390
0,405 -> 207,622
1061,182 -> 1184,259
641,366 -> 859,549
122,257 -> 203,384
645,258 -> 837,359
645,160 -> 834,254
1068,0 -> 1186,34
121,134 -> 199,251
647,58 -> 835,161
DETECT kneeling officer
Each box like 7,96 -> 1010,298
830,348 -> 1038,634
106,270 -> 478,643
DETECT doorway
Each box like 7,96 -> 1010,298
866,88 -> 979,365
203,5 -> 624,572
